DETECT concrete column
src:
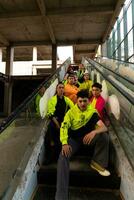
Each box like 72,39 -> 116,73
0,48 -> 2,62
33,47 -> 37,62
52,44 -> 57,72
101,42 -> 107,57
4,81 -> 13,116
5,46 -> 14,75
4,46 -> 14,116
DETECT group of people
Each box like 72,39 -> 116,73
39,63 -> 110,200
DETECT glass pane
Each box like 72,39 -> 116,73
114,21 -> 117,30
124,0 -> 131,9
128,30 -> 133,57
121,41 -> 125,60
118,8 -> 123,20
128,55 -> 134,63
120,19 -> 124,41
127,3 -> 132,32
115,31 -> 118,49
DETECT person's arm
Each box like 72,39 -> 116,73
83,119 -> 107,145
65,97 -> 74,110
52,116 -> 60,129
46,97 -> 56,118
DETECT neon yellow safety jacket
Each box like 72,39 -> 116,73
79,80 -> 93,91
35,94 -> 41,116
47,95 -> 74,118
60,104 -> 97,145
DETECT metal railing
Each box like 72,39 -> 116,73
0,58 -> 71,199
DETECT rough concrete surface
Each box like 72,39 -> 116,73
0,118 -> 44,198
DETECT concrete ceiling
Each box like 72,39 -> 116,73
0,0 -> 125,62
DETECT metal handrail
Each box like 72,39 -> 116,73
0,58 -> 71,133
86,58 -> 134,105
95,57 -> 134,85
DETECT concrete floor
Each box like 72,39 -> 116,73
0,117 -> 44,198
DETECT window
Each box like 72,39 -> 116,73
127,3 -> 132,33
120,20 -> 124,41
128,30 -> 133,57
121,42 -> 125,60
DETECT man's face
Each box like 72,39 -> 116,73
68,76 -> 75,85
92,87 -> 101,98
84,73 -> 89,80
56,84 -> 64,96
77,97 -> 89,111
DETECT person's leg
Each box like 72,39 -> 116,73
51,124 -> 61,161
44,121 -> 55,164
90,132 -> 109,168
55,138 -> 81,200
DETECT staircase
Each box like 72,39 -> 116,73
33,146 -> 121,200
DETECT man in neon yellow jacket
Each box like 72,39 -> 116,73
55,90 -> 110,200
35,86 -> 45,116
79,70 -> 93,94
44,82 -> 74,164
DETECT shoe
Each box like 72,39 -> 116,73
90,160 -> 110,176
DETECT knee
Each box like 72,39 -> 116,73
96,132 -> 109,143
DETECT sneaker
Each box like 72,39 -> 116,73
90,160 -> 110,176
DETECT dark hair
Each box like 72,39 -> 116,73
56,82 -> 64,89
92,82 -> 102,90
68,73 -> 75,78
77,89 -> 89,99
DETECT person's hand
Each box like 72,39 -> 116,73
62,144 -> 72,157
52,117 -> 60,129
83,131 -> 96,145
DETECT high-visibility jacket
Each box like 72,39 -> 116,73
79,80 -> 93,91
47,95 -> 74,118
60,104 -> 97,145
35,94 -> 41,116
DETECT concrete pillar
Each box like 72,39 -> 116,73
4,81 -> 13,116
33,47 -> 37,62
101,42 -> 107,57
5,46 -> 14,75
4,46 -> 14,116
52,44 -> 57,72
0,48 -> 2,62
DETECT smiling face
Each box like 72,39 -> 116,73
77,97 -> 89,111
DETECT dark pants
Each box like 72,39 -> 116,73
55,132 -> 109,200
44,121 -> 61,163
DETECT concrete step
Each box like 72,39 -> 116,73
37,156 -> 121,189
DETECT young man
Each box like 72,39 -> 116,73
55,90 -> 110,200
64,74 -> 79,103
77,63 -> 85,83
79,70 -> 93,93
44,83 -> 74,164
90,82 -> 106,121
35,86 -> 46,116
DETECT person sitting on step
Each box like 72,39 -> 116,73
89,82 -> 106,122
55,89 -> 110,200
44,82 -> 74,164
